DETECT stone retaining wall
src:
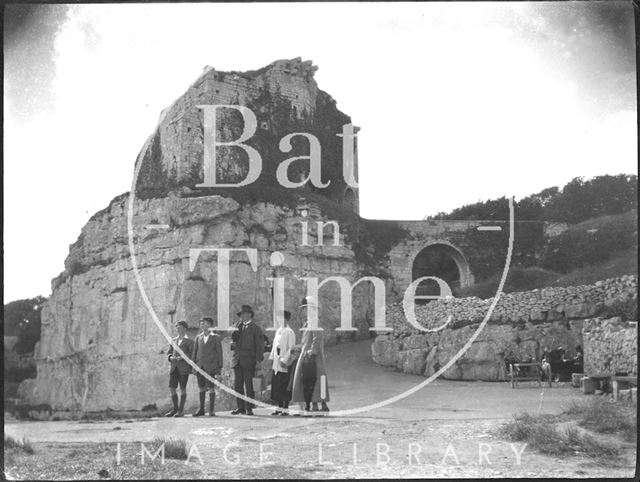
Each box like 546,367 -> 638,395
372,276 -> 637,381
583,317 -> 637,376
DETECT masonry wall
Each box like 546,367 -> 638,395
372,276 -> 637,381
583,317 -> 638,376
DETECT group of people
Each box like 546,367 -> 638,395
540,345 -> 584,382
165,296 -> 330,417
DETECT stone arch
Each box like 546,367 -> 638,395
411,242 -> 472,299
343,187 -> 357,212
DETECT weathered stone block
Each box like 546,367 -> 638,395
530,309 -> 547,322
565,302 -> 602,319
399,349 -> 428,375
371,337 -> 399,367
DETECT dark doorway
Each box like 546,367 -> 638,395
412,244 -> 466,302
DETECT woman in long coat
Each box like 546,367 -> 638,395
290,296 -> 330,413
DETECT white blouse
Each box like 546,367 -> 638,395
269,325 -> 296,374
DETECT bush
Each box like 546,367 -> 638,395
150,437 -> 188,460
3,296 -> 45,354
500,413 -> 570,455
564,398 -> 637,443
499,411 -> 623,461
563,426 -> 619,458
552,248 -> 637,288
599,292 -> 638,321
5,435 -> 35,454
541,211 -> 637,274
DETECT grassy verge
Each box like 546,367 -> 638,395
563,397 -> 637,443
499,413 -> 620,461
499,397 -> 637,464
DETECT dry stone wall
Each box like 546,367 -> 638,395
372,276 -> 637,381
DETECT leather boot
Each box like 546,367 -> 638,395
193,392 -> 206,416
166,393 -> 178,417
208,392 -> 216,417
174,393 -> 186,417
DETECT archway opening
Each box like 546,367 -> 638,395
411,244 -> 469,302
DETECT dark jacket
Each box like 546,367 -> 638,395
168,336 -> 195,376
192,331 -> 223,374
231,321 -> 264,369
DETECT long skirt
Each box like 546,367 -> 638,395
291,355 -> 330,403
271,370 -> 291,402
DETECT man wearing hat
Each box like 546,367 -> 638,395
165,321 -> 195,417
230,305 -> 264,415
191,317 -> 223,416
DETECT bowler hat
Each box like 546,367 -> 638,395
237,305 -> 254,317
176,320 -> 188,329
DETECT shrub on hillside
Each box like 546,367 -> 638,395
553,247 -> 637,287
3,296 -> 45,354
541,211 -> 637,274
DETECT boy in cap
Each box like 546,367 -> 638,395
191,317 -> 223,416
166,321 -> 194,417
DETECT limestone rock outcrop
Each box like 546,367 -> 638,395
19,59 -> 381,412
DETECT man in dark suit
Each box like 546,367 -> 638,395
231,305 -> 264,415
191,317 -> 223,417
165,321 -> 195,417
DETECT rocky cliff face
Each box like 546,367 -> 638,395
372,276 -> 637,380
134,57 -> 355,206
18,58 -> 382,412
20,192 -> 383,411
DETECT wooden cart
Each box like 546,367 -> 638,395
509,362 -> 552,388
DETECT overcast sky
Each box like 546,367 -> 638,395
4,2 -> 637,302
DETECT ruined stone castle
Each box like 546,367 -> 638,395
18,58 -> 637,412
